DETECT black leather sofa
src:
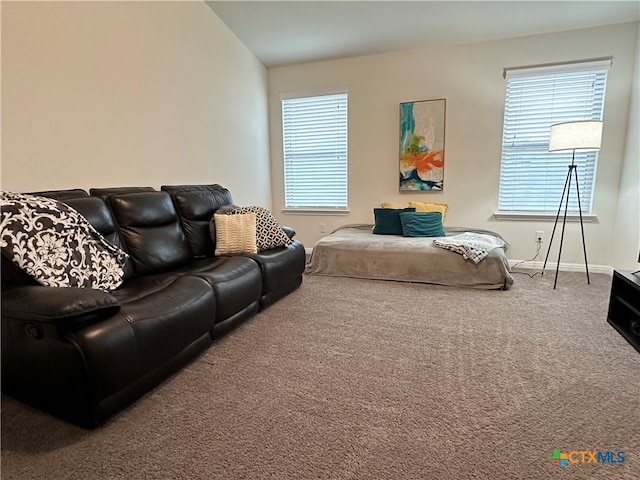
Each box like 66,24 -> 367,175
1,184 -> 305,427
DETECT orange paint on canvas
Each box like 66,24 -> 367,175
400,149 -> 444,175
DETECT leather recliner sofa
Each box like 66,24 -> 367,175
1,184 -> 306,428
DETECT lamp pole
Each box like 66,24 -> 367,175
542,149 -> 590,289
541,120 -> 602,289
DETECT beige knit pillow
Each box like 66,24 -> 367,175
214,213 -> 257,255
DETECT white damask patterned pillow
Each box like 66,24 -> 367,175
0,192 -> 128,291
228,206 -> 292,252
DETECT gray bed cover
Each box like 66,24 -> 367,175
305,224 -> 514,290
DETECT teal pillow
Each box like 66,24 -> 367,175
372,208 -> 415,235
399,211 -> 446,237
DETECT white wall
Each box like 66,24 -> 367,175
1,1 -> 271,207
611,22 -> 640,270
269,22 -> 639,268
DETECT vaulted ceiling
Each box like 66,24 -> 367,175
206,1 -> 640,67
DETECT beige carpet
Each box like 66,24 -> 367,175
2,271 -> 639,479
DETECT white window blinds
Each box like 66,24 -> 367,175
498,59 -> 610,213
282,93 -> 348,210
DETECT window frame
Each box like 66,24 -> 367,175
495,58 -> 611,221
281,90 -> 349,214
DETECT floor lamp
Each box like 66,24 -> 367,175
542,120 -> 603,289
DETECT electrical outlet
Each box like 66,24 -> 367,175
320,223 -> 326,233
535,231 -> 544,243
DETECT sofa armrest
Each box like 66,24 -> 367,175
2,286 -> 120,328
281,226 -> 296,239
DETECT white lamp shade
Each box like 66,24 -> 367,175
549,120 -> 603,152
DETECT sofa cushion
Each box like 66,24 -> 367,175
172,256 -> 262,324
71,275 -> 216,400
30,189 -> 89,200
165,187 -> 234,257
29,190 -> 134,277
34,190 -> 130,262
161,184 -> 232,196
107,192 -> 191,276
247,240 -> 306,308
0,192 -> 128,291
63,196 -> 135,280
89,186 -> 156,199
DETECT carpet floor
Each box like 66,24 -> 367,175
1,271 -> 639,479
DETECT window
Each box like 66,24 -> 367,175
282,92 -> 348,211
498,59 -> 610,214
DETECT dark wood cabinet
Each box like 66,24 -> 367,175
607,270 -> 640,353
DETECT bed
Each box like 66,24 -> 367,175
305,224 -> 514,290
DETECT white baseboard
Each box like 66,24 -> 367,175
509,259 -> 613,275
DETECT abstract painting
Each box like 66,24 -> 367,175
399,98 -> 445,190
